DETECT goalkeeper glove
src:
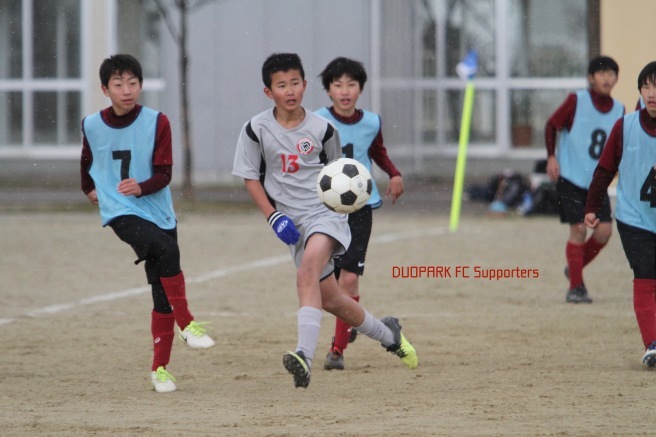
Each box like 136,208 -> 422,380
268,211 -> 300,245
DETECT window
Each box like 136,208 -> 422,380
374,0 -> 593,161
117,0 -> 164,110
0,0 -> 82,152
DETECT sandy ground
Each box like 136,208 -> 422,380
0,201 -> 654,436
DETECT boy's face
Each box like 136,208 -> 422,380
102,71 -> 142,116
588,70 -> 618,96
640,79 -> 656,118
263,69 -> 306,113
327,74 -> 361,117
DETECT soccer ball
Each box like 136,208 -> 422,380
317,158 -> 372,214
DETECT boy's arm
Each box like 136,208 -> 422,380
368,127 -> 404,203
244,179 -> 276,219
584,117 -> 623,226
244,178 -> 300,245
80,135 -> 98,205
545,93 -> 577,181
545,93 -> 577,157
127,113 -> 174,197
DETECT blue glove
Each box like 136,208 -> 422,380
268,211 -> 300,245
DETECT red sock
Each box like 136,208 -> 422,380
160,272 -> 194,330
331,295 -> 360,355
566,242 -> 585,289
151,311 -> 175,371
633,279 -> 656,348
582,237 -> 606,267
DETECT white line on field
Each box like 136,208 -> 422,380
4,227 -> 449,327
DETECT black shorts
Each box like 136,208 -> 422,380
557,177 -> 611,224
335,205 -> 373,276
617,220 -> 656,279
109,215 -> 180,284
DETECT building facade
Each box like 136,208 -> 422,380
0,0 -> 649,185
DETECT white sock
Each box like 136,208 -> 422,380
354,311 -> 395,346
295,306 -> 322,368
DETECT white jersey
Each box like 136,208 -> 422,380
232,108 -> 345,225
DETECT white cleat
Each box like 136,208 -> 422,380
179,321 -> 216,349
151,366 -> 177,393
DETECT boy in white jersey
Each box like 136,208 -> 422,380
585,61 -> 656,367
545,56 -> 624,303
315,57 -> 405,371
80,54 -> 215,394
232,53 -> 418,389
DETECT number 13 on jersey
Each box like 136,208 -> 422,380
281,154 -> 300,173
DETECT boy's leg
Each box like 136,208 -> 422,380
633,279 -> 656,349
160,272 -> 216,349
159,272 -> 193,330
151,310 -> 175,371
320,273 -> 418,369
331,271 -> 359,355
326,207 -> 372,368
617,220 -> 656,366
583,198 -> 612,267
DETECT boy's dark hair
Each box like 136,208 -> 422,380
99,54 -> 143,87
319,57 -> 368,92
261,53 -> 305,89
587,56 -> 619,76
637,61 -> 656,90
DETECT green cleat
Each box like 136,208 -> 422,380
381,316 -> 419,370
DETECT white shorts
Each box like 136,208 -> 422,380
289,212 -> 351,280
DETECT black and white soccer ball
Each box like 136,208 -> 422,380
317,158 -> 372,214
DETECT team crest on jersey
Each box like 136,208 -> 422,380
296,138 -> 314,155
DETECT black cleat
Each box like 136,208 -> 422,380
283,351 -> 311,388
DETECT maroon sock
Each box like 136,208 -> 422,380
566,242 -> 585,289
331,295 -> 360,355
582,237 -> 606,267
151,311 -> 175,371
160,272 -> 194,330
633,279 -> 656,349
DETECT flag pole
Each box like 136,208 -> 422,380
449,50 -> 478,232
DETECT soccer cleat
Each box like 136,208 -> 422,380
323,350 -> 344,371
348,328 -> 358,344
643,341 -> 656,367
565,285 -> 592,304
380,316 -> 419,370
151,366 -> 177,393
283,351 -> 311,388
564,266 -> 569,280
179,321 -> 216,349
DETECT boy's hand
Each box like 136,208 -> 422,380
386,176 -> 404,204
117,178 -> 142,197
86,189 -> 99,206
584,212 -> 599,229
268,211 -> 300,245
546,156 -> 560,182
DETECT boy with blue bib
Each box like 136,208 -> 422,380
585,61 -> 656,367
545,56 -> 624,304
80,54 -> 215,393
315,57 -> 405,370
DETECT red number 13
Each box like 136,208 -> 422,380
281,154 -> 300,173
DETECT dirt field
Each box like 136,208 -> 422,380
1,200 -> 654,436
